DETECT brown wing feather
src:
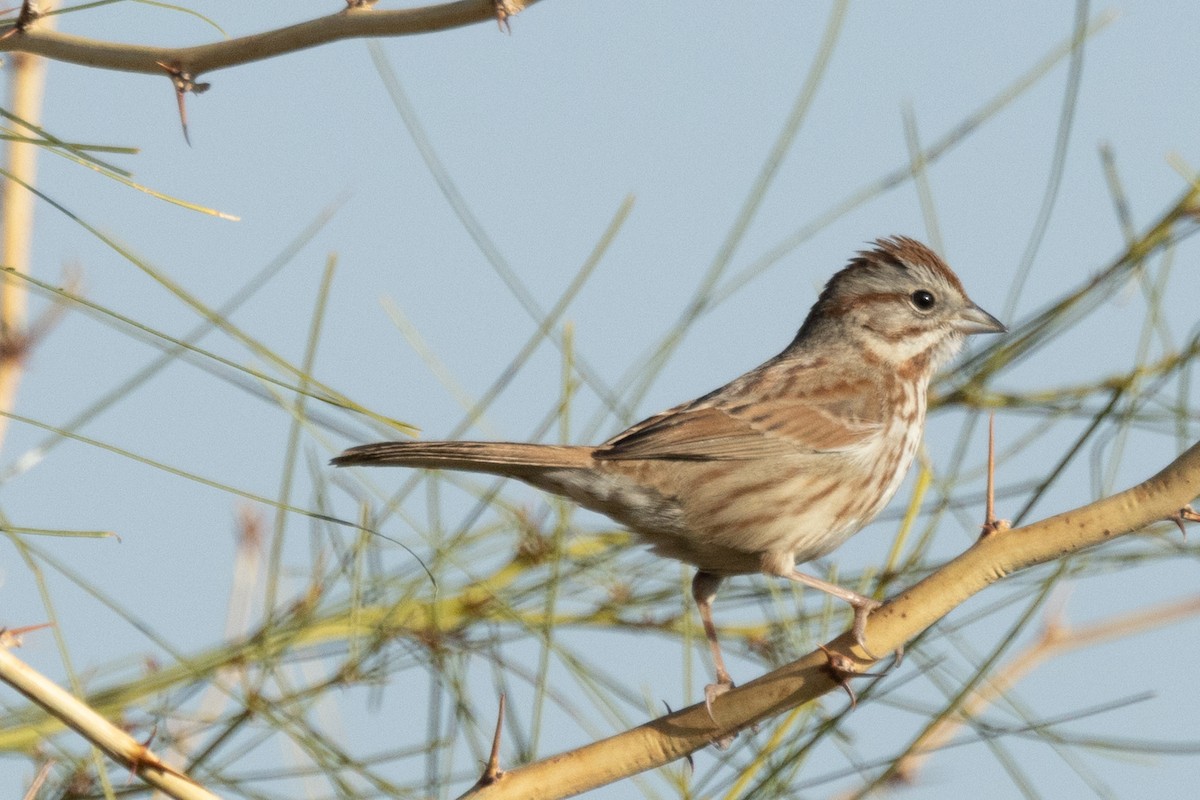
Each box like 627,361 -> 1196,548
596,361 -> 884,462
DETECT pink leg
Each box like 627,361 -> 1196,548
784,570 -> 882,657
692,571 -> 734,717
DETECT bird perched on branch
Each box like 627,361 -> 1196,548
333,236 -> 1005,707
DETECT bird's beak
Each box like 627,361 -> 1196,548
955,303 -> 1006,335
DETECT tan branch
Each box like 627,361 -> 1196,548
0,10 -> 54,451
460,439 -> 1200,799
0,0 -> 539,76
0,634 -> 220,800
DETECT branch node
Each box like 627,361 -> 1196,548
0,0 -> 40,40
494,0 -> 519,33
0,265 -> 75,367
16,0 -> 38,25
0,622 -> 53,648
156,61 -> 210,146
0,327 -> 31,366
816,643 -> 885,710
1169,504 -> 1200,541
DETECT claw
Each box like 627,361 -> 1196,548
704,678 -> 734,723
704,679 -> 737,748
848,596 -> 904,668
854,599 -> 883,657
849,597 -> 883,659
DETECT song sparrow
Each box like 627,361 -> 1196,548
333,236 -> 1004,706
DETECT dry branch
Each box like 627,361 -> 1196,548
0,9 -> 53,450
0,635 -> 219,800
460,438 -> 1200,799
0,0 -> 540,76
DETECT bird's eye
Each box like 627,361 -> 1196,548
910,290 -> 936,311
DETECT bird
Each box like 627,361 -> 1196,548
332,236 -> 1005,707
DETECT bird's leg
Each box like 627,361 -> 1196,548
785,570 -> 882,658
692,570 -> 734,719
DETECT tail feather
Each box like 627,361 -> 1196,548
331,441 -> 593,477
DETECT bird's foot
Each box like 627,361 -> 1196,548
848,595 -> 883,659
704,677 -> 734,722
703,678 -> 737,749
781,569 -> 890,660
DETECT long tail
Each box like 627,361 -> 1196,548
331,441 -> 594,479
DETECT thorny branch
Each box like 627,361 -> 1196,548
458,438 -> 1200,799
0,1 -> 540,76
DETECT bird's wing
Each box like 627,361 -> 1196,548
595,396 -> 881,462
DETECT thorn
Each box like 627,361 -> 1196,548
493,0 -> 517,33
123,722 -> 161,785
980,412 -> 1011,538
667,701 -> 701,766
477,693 -> 505,787
664,701 -> 694,769
156,61 -> 210,146
0,622 -> 53,647
985,412 -> 996,522
0,0 -> 38,40
16,0 -> 36,25
1170,504 -> 1200,541
817,643 -> 885,710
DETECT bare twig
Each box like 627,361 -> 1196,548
21,758 -> 53,800
0,2 -> 52,451
0,640 -> 220,800
0,1 -> 541,76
